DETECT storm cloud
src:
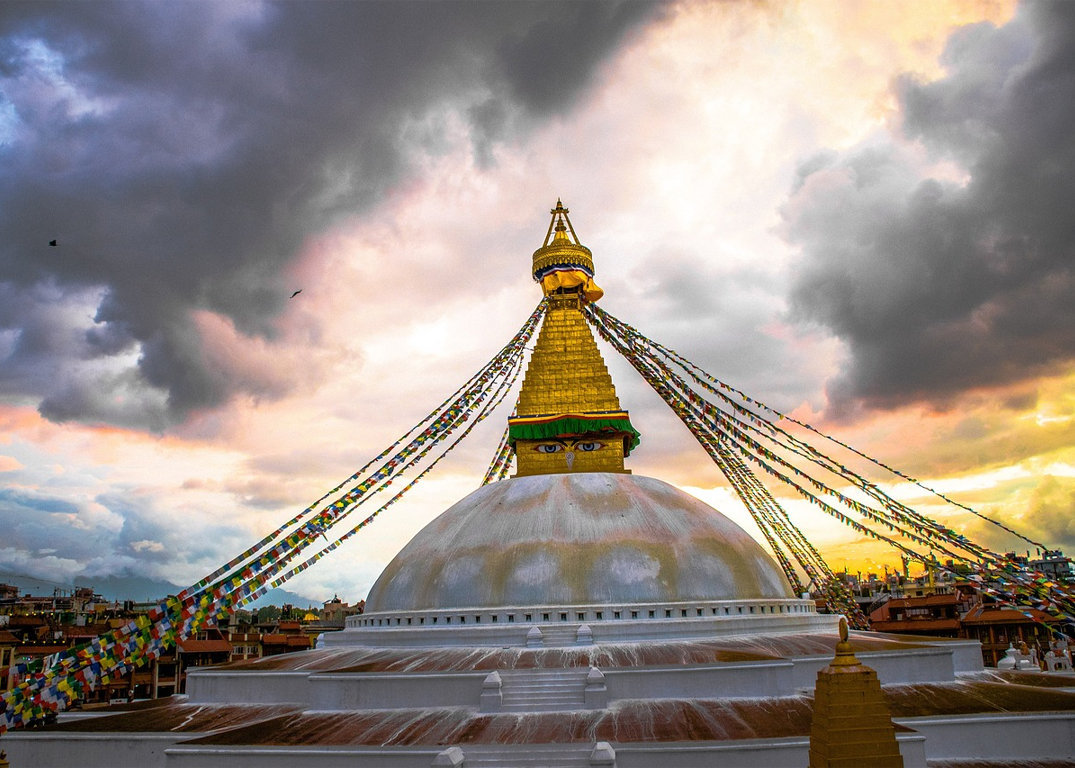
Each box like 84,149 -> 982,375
783,3 -> 1075,415
0,0 -> 660,429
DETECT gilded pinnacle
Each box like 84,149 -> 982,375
510,202 -> 640,477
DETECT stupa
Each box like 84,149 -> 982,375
5,203 -> 1075,767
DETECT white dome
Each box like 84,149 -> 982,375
365,473 -> 792,612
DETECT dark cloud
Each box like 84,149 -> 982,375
0,0 -> 661,429
783,3 -> 1075,416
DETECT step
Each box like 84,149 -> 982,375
491,667 -> 594,713
502,679 -> 585,687
501,693 -> 587,702
527,626 -> 585,646
500,701 -> 589,709
500,698 -> 587,711
501,691 -> 585,701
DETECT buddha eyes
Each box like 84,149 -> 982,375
533,440 -> 604,454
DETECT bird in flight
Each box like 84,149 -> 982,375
290,289 -> 302,299
49,240 -> 58,246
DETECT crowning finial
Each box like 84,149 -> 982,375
532,199 -> 602,303
830,616 -> 859,667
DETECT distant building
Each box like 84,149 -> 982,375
1030,550 -> 1075,580
869,590 -> 966,636
319,595 -> 364,628
0,581 -> 358,701
962,604 -> 1061,667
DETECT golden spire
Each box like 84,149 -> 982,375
807,618 -> 905,768
509,201 -> 639,477
531,200 -> 603,303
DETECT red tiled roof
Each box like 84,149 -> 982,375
0,629 -> 20,644
961,605 -> 1058,624
177,639 -> 232,653
885,593 -> 960,608
261,634 -> 312,648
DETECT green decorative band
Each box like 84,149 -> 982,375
508,415 -> 641,452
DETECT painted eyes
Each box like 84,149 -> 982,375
533,441 -> 604,453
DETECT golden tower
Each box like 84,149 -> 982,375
509,201 -> 640,477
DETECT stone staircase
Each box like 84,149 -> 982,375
524,623 -> 591,647
498,668 -> 589,712
532,624 -> 581,646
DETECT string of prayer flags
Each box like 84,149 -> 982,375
2,301 -> 546,735
583,302 -> 1075,631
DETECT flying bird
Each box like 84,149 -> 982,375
290,289 -> 302,299
49,240 -> 57,246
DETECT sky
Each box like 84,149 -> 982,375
2,0 -> 1074,604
